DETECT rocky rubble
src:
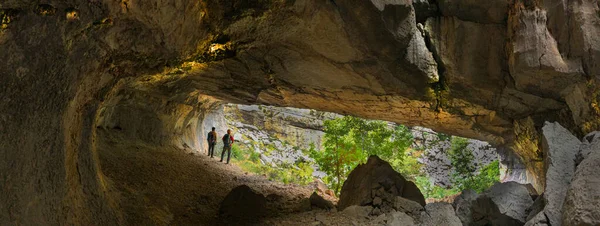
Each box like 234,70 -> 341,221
419,202 -> 462,226
338,156 -> 426,210
259,126 -> 600,226
440,122 -> 600,226
449,122 -> 600,226
335,156 -> 463,225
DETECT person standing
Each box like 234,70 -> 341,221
207,127 -> 217,158
220,129 -> 235,164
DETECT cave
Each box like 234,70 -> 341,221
2,0 -> 600,225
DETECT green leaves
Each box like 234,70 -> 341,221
449,137 -> 500,193
311,116 -> 415,195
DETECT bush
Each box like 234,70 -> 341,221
232,144 -> 314,185
414,176 -> 459,199
471,160 -> 500,193
249,151 -> 260,163
230,144 -> 244,160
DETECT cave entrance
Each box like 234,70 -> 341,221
94,90 -> 505,225
202,104 -> 503,201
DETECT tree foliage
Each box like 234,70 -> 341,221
309,116 -> 415,195
449,137 -> 476,191
449,137 -> 500,193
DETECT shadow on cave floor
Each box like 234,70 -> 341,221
96,128 -> 324,226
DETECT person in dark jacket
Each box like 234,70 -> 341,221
207,127 -> 217,158
220,129 -> 235,164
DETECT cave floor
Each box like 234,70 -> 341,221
96,129 -> 375,226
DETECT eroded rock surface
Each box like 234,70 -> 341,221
541,122 -> 581,226
562,148 -> 600,226
471,182 -> 534,225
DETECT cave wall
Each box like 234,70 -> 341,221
1,0 -> 600,224
95,82 -> 220,152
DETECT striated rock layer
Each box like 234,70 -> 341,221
1,0 -> 600,224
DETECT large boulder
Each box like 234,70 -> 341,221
541,122 -> 581,226
338,156 -> 425,210
562,149 -> 600,226
471,182 -> 534,225
419,202 -> 462,226
453,189 -> 478,226
219,185 -> 267,222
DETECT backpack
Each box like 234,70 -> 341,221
207,131 -> 215,142
222,134 -> 231,146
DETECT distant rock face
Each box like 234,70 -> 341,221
220,104 -> 331,177
338,156 -> 426,210
471,182 -> 534,225
224,105 -> 503,187
412,127 -> 499,187
562,148 -> 600,226
219,185 -> 267,222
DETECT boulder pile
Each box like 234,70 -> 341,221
448,122 -> 600,226
338,155 -> 426,212
338,156 -> 462,225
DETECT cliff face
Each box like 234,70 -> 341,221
222,104 -> 500,187
1,0 -> 599,224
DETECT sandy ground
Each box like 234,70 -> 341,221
96,129 -> 381,226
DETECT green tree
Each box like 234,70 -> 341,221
448,137 -> 477,191
310,116 -> 415,195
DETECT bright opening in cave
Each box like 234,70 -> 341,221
203,104 -> 503,200
94,93 -> 510,225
